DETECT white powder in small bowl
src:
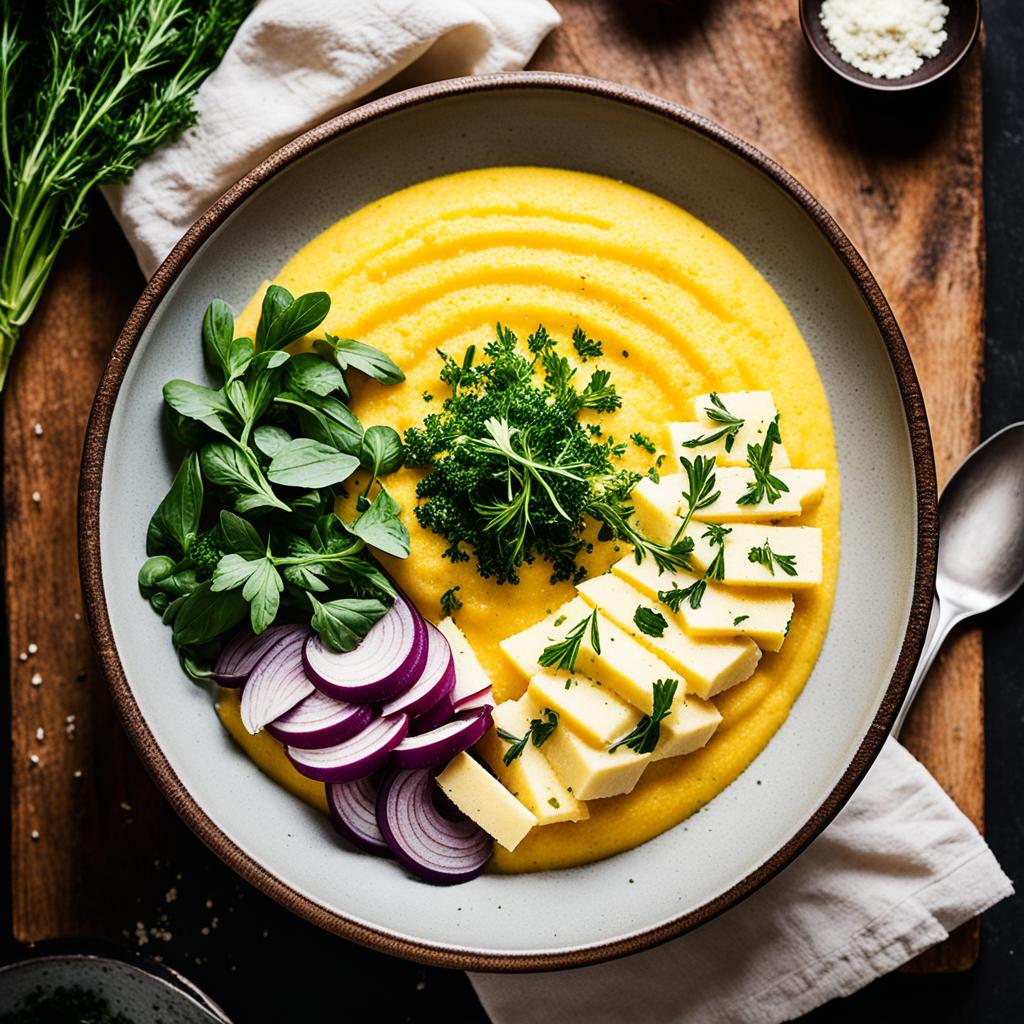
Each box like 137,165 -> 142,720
820,0 -> 949,80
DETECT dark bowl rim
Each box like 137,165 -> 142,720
77,70 -> 938,973
798,0 -> 982,93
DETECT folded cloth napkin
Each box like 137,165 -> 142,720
101,4 -> 1013,1020
470,739 -> 1013,1024
103,0 -> 561,277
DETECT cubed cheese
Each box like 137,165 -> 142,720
576,571 -> 760,698
691,468 -> 826,521
611,557 -> 794,652
499,597 -> 592,680
667,390 -> 791,468
653,693 -> 723,761
435,751 -> 537,851
519,693 -> 649,800
476,700 -> 588,825
687,523 -> 823,588
436,616 -> 493,702
629,475 -> 685,547
528,669 -> 639,747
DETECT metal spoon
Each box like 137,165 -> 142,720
893,421 -> 1024,736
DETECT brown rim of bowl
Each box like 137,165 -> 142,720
78,71 -> 938,973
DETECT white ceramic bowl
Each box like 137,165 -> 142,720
79,74 -> 936,971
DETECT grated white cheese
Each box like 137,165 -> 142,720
820,0 -> 949,80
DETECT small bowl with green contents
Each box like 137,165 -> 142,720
799,0 -> 981,91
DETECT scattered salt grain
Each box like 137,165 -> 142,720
31,491 -> 40,504
73,770 -> 82,779
33,423 -> 42,436
35,727 -> 44,742
820,0 -> 948,80
27,643 -> 37,654
18,652 -> 27,662
29,754 -> 39,766
30,673 -> 41,687
30,830 -> 39,841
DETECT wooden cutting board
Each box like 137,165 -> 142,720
6,0 -> 984,974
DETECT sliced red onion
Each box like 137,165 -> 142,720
213,624 -> 299,686
380,622 -> 455,719
286,714 -> 408,783
412,695 -> 455,733
452,684 -> 494,715
377,768 -> 493,884
326,774 -> 388,855
266,689 -> 373,749
240,628 -> 314,735
392,708 -> 491,769
304,592 -> 428,702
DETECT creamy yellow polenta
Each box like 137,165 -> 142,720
216,167 -> 840,873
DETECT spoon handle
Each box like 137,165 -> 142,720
891,593 -> 971,738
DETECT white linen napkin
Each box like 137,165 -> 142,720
100,3 -> 1013,1018
103,0 -> 561,277
470,739 -> 1013,1023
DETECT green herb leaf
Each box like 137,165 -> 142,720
146,453 -> 203,557
609,678 -> 679,755
440,585 -> 462,617
285,352 -> 347,397
200,442 -> 289,512
267,438 -> 360,489
677,455 -> 719,536
163,380 -> 235,437
658,581 -> 706,612
253,425 -> 293,459
276,392 -> 364,456
256,285 -> 293,351
747,539 -> 798,576
346,487 -> 410,558
737,415 -> 789,505
633,605 -> 668,637
172,582 -> 249,647
572,326 -> 603,360
630,431 -> 656,454
538,608 -> 600,673
259,290 -> 331,352
202,298 -> 235,379
681,393 -> 745,452
498,709 -> 559,766
242,557 -> 283,633
218,509 -> 264,559
734,614 -> 749,625
360,425 -> 404,477
308,595 -> 388,652
702,522 -> 731,581
317,333 -> 405,384
226,337 -> 254,382
497,727 -> 529,766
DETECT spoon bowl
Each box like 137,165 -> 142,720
937,422 -> 1024,613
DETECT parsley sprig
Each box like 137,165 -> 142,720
634,605 -> 668,637
681,393 -> 745,452
538,608 -> 601,673
405,324 -> 685,583
737,415 -> 789,506
658,523 -> 731,611
440,585 -> 462,617
498,708 -> 560,766
609,678 -> 679,754
748,540 -> 798,576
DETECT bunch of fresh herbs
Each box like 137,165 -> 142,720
138,285 -> 408,678
0,0 -> 253,388
403,323 -> 693,584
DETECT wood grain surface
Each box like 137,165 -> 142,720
6,0 -> 984,976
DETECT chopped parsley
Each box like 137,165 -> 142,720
539,608 -> 600,673
733,614 -> 749,626
548,797 -> 561,808
748,539 -> 797,576
498,708 -> 560,766
680,393 -> 745,452
633,605 -> 668,637
702,522 -> 731,582
658,523 -> 730,611
572,325 -> 603,360
609,678 -> 679,754
440,585 -> 462,616
737,415 -> 789,505
630,431 -> 657,454
404,324 -> 688,583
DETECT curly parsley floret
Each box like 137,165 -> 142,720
404,324 -> 692,584
189,526 -> 228,581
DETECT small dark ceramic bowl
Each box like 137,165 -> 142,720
799,0 -> 981,92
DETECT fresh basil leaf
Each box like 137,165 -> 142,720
287,490 -> 326,532
253,425 -> 292,458
308,595 -> 388,652
285,352 -> 347,398
276,392 -> 364,455
252,349 -> 290,372
246,366 -> 283,426
359,424 -> 404,476
179,642 -> 220,682
346,487 -> 410,558
317,333 -> 405,384
311,512 -> 357,555
318,555 -> 397,598
262,291 -> 331,351
243,558 -> 283,633
172,582 -> 248,645
226,336 -> 254,382
149,591 -> 170,614
225,378 -> 252,423
199,442 -> 288,512
282,563 -> 329,592
146,453 -> 203,557
166,407 -> 207,448
210,553 -> 262,592
162,593 -> 188,625
202,299 -> 235,379
155,568 -> 200,599
163,380 -> 235,437
255,285 -> 293,352
268,438 -> 360,489
219,509 -> 264,559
